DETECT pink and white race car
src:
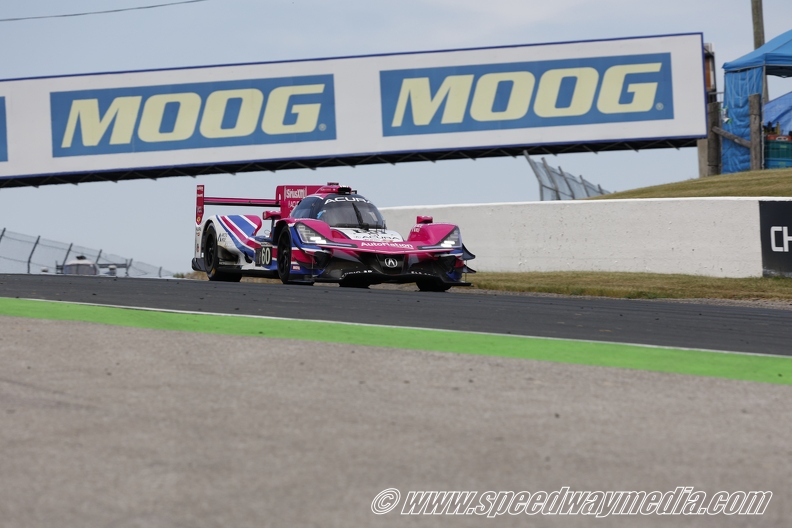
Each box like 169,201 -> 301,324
192,183 -> 475,291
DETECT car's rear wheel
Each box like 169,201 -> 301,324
277,229 -> 295,284
416,279 -> 451,292
203,224 -> 241,282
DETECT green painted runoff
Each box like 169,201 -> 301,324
1,297 -> 790,385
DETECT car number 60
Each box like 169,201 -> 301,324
262,247 -> 272,266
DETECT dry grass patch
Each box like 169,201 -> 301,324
468,271 -> 792,301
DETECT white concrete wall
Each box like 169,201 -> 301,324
381,198 -> 782,278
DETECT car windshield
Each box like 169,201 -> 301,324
313,195 -> 386,229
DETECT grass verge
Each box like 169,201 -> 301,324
590,167 -> 792,200
1,297 -> 791,385
468,271 -> 792,301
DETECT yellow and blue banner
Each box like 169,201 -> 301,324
0,34 -> 706,185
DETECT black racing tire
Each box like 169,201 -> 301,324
203,224 -> 241,282
277,229 -> 294,284
416,279 -> 451,292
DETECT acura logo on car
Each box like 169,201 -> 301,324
384,258 -> 398,268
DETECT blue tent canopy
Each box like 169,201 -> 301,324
723,29 -> 792,77
722,29 -> 792,173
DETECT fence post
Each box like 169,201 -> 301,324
62,242 -> 73,266
158,266 -> 162,278
707,101 -> 722,176
27,236 -> 41,274
96,249 -> 102,264
578,176 -> 592,198
541,158 -> 562,200
557,166 -> 577,199
749,93 -> 763,171
0,227 -> 5,247
126,259 -> 132,277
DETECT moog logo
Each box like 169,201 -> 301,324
0,97 -> 7,162
50,75 -> 336,157
770,226 -> 792,252
380,53 -> 673,136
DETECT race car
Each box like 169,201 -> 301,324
191,183 -> 475,291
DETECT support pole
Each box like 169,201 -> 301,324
541,158 -> 562,200
751,0 -> 769,102
557,166 -> 577,199
579,176 -> 593,198
707,101 -> 722,176
62,242 -> 73,265
27,236 -> 40,274
750,93 -> 763,171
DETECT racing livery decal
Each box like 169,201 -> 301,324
50,75 -> 336,157
0,97 -> 7,162
216,215 -> 262,258
380,53 -> 673,136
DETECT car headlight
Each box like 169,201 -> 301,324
417,227 -> 463,250
439,227 -> 461,248
296,223 -> 328,245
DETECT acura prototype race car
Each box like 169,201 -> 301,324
191,183 -> 475,291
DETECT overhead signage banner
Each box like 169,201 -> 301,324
0,34 -> 706,182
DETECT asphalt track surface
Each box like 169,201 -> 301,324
3,275 -> 792,527
1,274 -> 791,355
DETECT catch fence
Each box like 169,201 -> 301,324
0,228 -> 172,278
525,152 -> 611,201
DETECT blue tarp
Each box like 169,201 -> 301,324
721,29 -> 792,173
722,68 -> 764,173
765,90 -> 792,136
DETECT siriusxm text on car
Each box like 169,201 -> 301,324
50,75 -> 336,157
0,97 -> 8,162
379,53 -> 674,136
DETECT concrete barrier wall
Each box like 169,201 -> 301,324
381,198 -> 785,278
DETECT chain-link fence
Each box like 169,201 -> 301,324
525,152 -> 611,201
0,227 -> 173,277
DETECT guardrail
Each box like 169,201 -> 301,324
0,227 -> 172,278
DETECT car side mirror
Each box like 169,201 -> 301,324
264,210 -> 282,220
416,216 -> 433,224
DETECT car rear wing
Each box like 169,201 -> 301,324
196,183 -> 343,225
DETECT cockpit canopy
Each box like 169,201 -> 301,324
291,194 -> 387,229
